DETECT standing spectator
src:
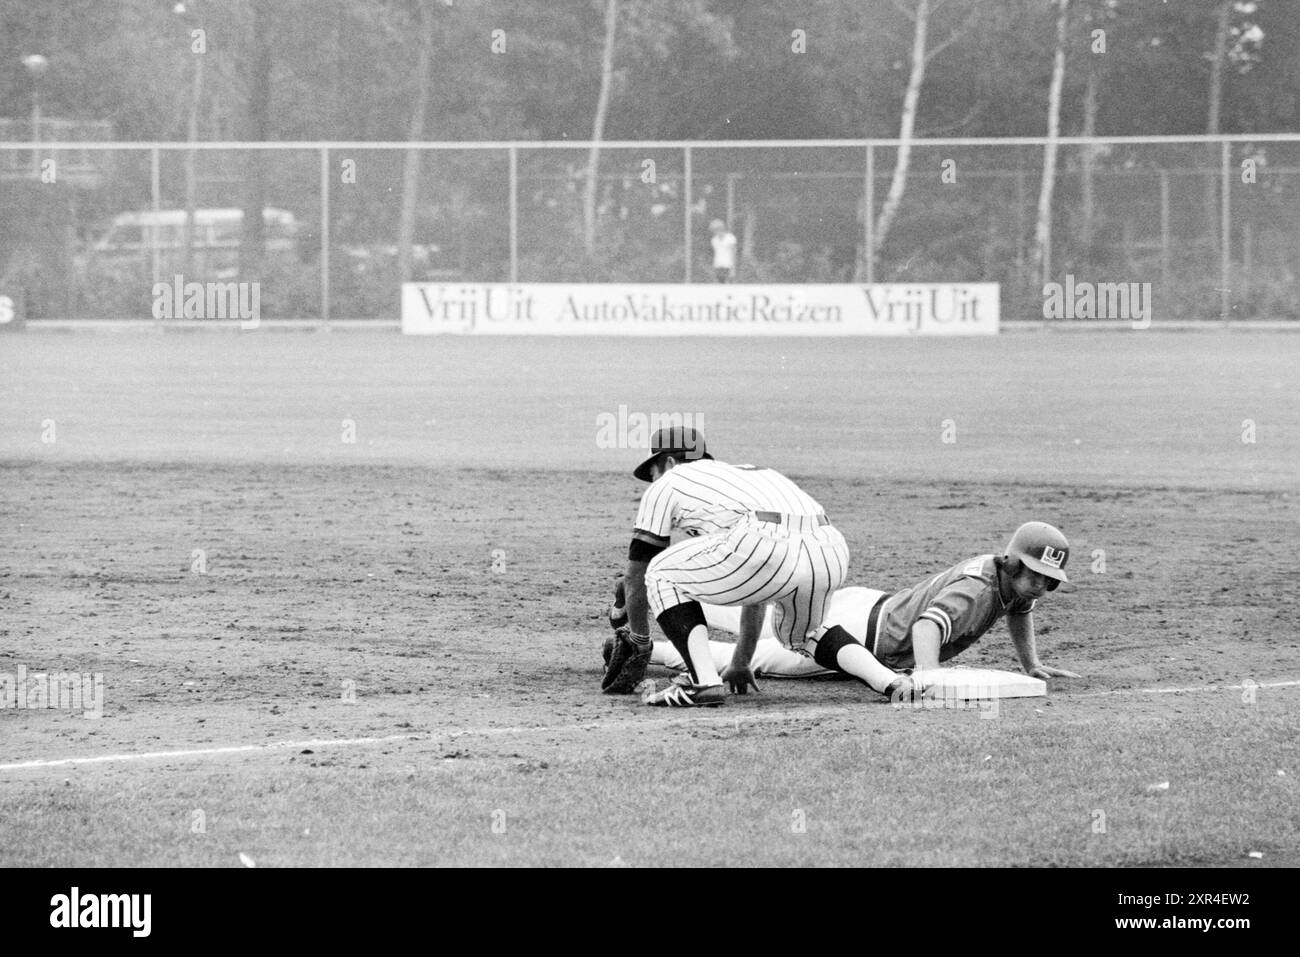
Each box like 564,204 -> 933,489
710,219 -> 737,282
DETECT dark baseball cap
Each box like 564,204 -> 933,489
633,426 -> 713,482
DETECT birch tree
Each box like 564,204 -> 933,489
584,0 -> 619,259
578,0 -> 733,262
397,0 -> 438,285
1033,0 -> 1070,285
238,0 -> 273,282
869,0 -> 980,276
1203,0 -> 1232,256
1206,0 -> 1233,134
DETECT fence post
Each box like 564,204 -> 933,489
1220,139 -> 1230,323
864,143 -> 874,284
320,146 -> 330,328
1241,220 -> 1252,305
150,146 -> 161,290
683,144 -> 692,283
509,145 -> 518,283
1015,167 -> 1025,273
1159,169 -> 1170,295
725,172 -> 736,237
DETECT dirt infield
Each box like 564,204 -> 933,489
1,330 -> 1297,866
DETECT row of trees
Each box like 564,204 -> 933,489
0,0 -> 1296,309
3,1 -> 1294,143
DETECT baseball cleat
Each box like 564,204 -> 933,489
641,681 -> 726,708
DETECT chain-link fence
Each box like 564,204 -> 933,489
1,135 -> 1296,321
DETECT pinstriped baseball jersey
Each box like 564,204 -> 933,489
646,517 -> 849,647
637,459 -> 848,648
872,555 -> 1035,669
633,460 -> 825,541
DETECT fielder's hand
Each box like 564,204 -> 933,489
1028,664 -> 1081,679
721,663 -> 761,695
608,573 -> 628,630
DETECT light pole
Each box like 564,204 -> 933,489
21,54 -> 48,176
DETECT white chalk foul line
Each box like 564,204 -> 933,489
0,710 -> 831,772
1070,678 -> 1300,699
2,678 -> 1295,773
0,733 -> 422,772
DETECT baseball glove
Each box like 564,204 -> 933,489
601,573 -> 626,673
602,627 -> 652,693
601,572 -> 651,693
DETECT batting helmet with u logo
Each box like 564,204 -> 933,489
1006,521 -> 1070,589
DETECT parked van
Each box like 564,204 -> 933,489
88,208 -> 299,278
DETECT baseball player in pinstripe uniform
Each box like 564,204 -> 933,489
602,426 -> 857,707
621,522 -> 1081,696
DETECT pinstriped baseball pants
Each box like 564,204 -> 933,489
645,514 -> 850,649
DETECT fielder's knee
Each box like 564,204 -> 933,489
656,601 -> 707,645
812,625 -> 857,672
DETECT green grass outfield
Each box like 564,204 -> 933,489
3,327 -> 1297,488
1,695 -> 1294,867
0,329 -> 1297,867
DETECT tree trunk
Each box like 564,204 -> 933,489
1206,0 -> 1231,135
1033,0 -> 1069,285
398,1 -> 436,285
1204,0 -> 1231,256
183,52 -> 204,279
871,0 -> 930,274
240,0 -> 272,282
1079,63 -> 1097,250
584,0 -> 618,260
334,0 -> 347,138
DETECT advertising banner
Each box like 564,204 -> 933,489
401,283 -> 999,336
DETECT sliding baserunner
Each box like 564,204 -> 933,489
606,522 -> 1081,698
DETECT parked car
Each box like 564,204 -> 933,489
84,207 -> 299,280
